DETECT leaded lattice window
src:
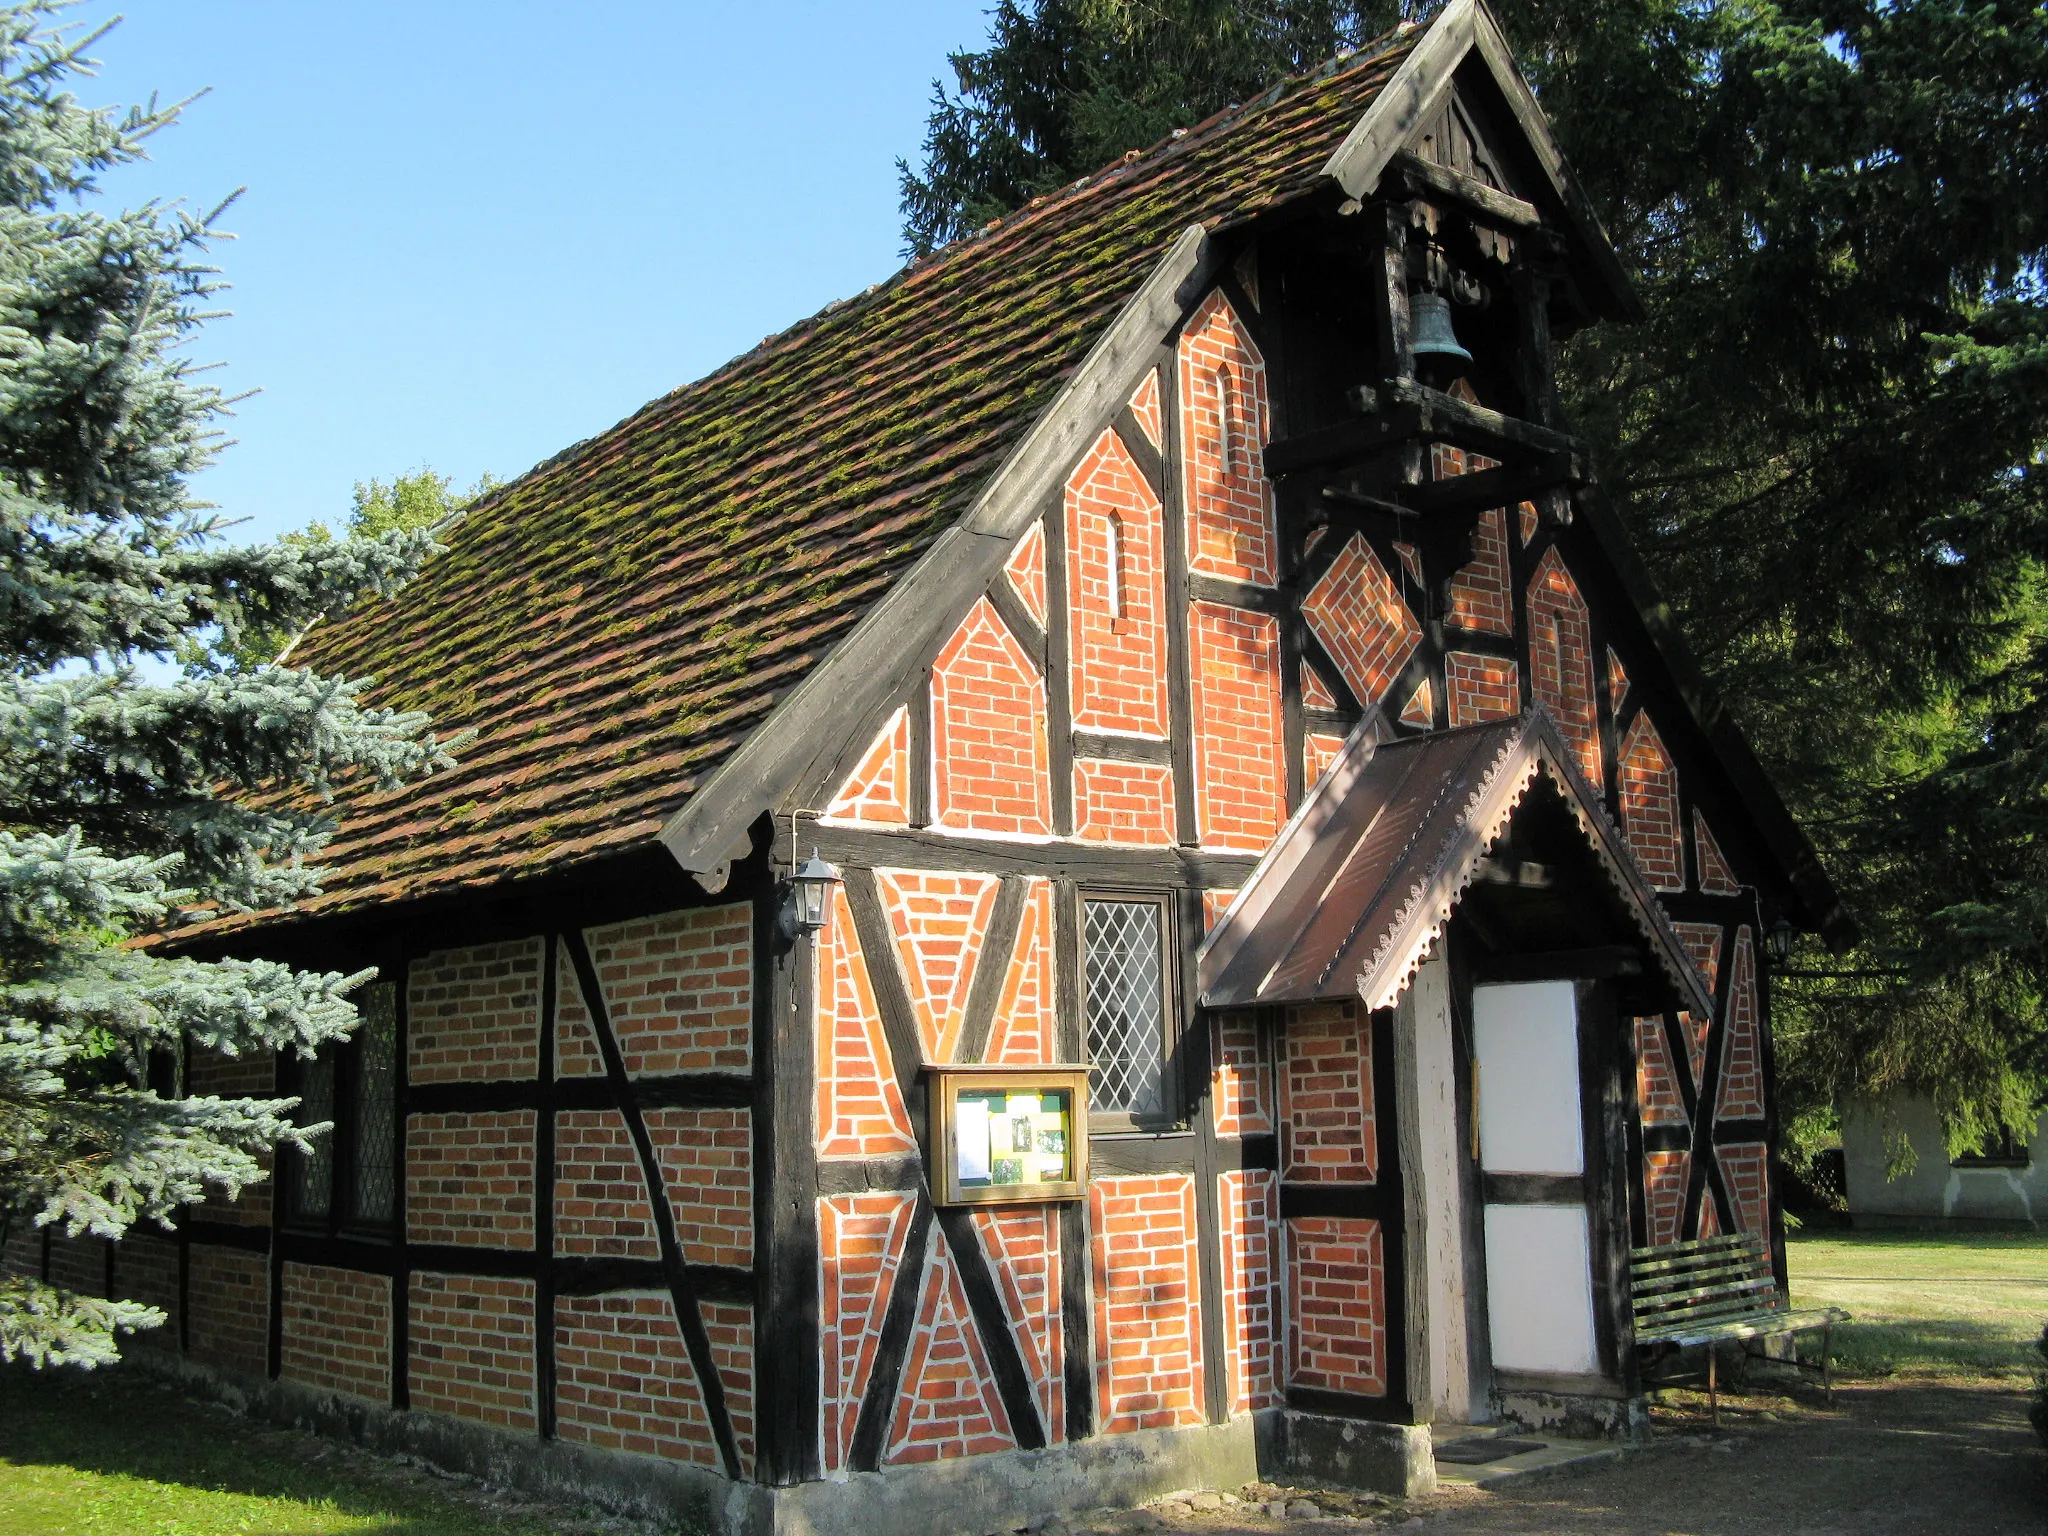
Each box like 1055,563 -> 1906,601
292,1053 -> 336,1221
349,983 -> 398,1225
1085,898 -> 1169,1122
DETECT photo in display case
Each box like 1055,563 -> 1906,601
928,1066 -> 1089,1205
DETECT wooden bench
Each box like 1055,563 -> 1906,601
1631,1233 -> 1848,1424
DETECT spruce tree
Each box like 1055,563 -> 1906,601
899,0 -> 2048,1147
0,4 -> 457,1365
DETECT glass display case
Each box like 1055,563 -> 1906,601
928,1066 -> 1090,1205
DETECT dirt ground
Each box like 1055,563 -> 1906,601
1090,1373 -> 2045,1536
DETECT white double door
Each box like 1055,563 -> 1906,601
1472,980 -> 1600,1376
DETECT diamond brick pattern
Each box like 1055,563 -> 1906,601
1301,534 -> 1420,710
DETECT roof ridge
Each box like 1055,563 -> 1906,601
438,23 -> 1425,542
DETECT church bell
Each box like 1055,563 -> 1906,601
1409,291 -> 1472,366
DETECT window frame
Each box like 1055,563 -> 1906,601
1950,1121 -> 2034,1170
1078,888 -> 1183,1135
281,977 -> 402,1238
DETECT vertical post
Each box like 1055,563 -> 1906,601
1510,262 -> 1570,528
1159,354 -> 1201,849
1054,878 -> 1095,1441
1578,979 -> 1637,1398
1183,890 -> 1230,1425
753,838 -> 821,1485
390,948 -> 412,1413
1395,955 -> 1469,1425
534,935 -> 558,1438
1044,494 -> 1078,841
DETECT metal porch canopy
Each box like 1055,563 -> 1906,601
1197,708 -> 1714,1017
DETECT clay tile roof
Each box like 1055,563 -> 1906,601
216,29 -> 1423,936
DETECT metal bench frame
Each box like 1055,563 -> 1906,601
1631,1233 -> 1848,1425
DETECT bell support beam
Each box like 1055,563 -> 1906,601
1264,377 -> 1591,482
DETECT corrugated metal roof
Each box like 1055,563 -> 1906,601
1197,709 -> 1715,1015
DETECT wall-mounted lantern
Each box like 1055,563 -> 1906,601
780,849 -> 843,940
1766,916 -> 1796,966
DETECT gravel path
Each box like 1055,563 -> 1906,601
1051,1376 -> 2043,1536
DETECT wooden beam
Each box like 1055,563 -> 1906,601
1320,0 -> 1476,201
1472,855 -> 1557,889
1071,730 -> 1172,766
1471,945 -> 1643,982
807,824 -> 1258,886
1389,149 -> 1542,230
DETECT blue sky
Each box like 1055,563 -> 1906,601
79,1 -> 993,544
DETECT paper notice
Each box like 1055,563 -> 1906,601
955,1097 -> 992,1183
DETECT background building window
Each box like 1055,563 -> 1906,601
1951,1120 -> 2034,1169
1084,897 -> 1172,1125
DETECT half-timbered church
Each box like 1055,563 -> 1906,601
7,3 -> 1849,1530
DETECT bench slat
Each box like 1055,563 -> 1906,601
1638,1292 -> 1787,1330
1626,1237 -> 1843,1352
1634,1273 -> 1779,1305
1630,1240 -> 1766,1277
1633,1259 -> 1773,1295
1638,1306 -> 1848,1347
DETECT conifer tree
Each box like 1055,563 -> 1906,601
0,4 -> 458,1365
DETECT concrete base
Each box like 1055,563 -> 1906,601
1255,1410 -> 1436,1500
1490,1371 -> 1648,1443
122,1350 -> 1264,1536
1426,1422 -> 1626,1487
777,1417 -> 1260,1536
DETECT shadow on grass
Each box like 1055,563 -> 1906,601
0,1360 -> 560,1536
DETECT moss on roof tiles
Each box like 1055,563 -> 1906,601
194,33 -> 1418,940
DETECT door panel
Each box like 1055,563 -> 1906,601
1473,980 -> 1599,1376
1473,981 -> 1582,1174
1481,1204 -> 1598,1373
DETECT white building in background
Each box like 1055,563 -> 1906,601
1842,1097 -> 2046,1229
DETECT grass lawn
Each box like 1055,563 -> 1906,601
0,1359 -> 652,1536
1786,1226 -> 2048,1379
